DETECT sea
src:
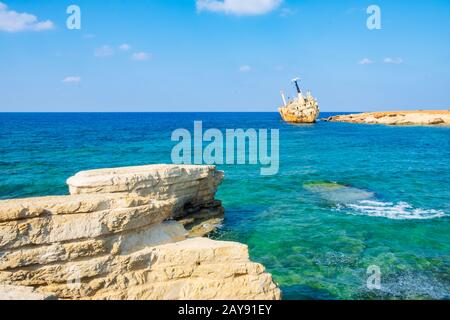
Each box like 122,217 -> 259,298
0,112 -> 449,299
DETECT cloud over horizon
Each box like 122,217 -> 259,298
119,43 -> 131,51
384,57 -> 403,64
358,58 -> 374,65
62,76 -> 81,84
239,65 -> 252,72
0,2 -> 54,32
196,0 -> 282,16
131,52 -> 151,61
94,45 -> 115,58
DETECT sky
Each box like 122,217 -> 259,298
0,0 -> 449,112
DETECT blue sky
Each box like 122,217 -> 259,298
0,0 -> 449,112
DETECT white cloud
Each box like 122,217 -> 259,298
62,76 -> 81,84
196,0 -> 282,16
358,58 -> 373,65
239,65 -> 252,72
384,57 -> 403,64
131,52 -> 151,61
119,43 -> 131,51
345,7 -> 364,15
0,2 -> 54,32
94,45 -> 114,58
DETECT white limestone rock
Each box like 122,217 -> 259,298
0,285 -> 56,300
0,165 -> 280,300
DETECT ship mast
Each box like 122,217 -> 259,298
292,77 -> 302,95
280,91 -> 288,106
292,77 -> 305,103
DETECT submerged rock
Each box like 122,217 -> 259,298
304,181 -> 374,204
304,181 -> 446,220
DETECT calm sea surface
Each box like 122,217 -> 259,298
0,112 -> 449,299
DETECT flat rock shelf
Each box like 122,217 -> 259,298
322,110 -> 450,126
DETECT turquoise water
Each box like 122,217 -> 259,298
1,113 -> 449,299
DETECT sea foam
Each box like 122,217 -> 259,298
339,200 -> 447,220
305,182 -> 447,220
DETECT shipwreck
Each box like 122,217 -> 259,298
278,77 -> 320,123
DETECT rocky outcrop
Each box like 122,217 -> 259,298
279,97 -> 320,123
0,165 -> 280,300
323,110 -> 450,126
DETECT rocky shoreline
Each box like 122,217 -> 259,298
322,110 -> 450,126
0,165 -> 281,300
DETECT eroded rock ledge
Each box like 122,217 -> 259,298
0,165 -> 281,300
322,110 -> 450,126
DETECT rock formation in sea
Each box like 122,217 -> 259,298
322,110 -> 450,126
278,78 -> 320,124
0,165 -> 281,300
